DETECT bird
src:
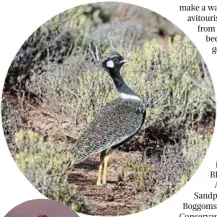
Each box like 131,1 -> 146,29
72,51 -> 146,186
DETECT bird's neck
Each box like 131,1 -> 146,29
108,68 -> 141,100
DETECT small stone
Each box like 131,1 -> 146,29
106,193 -> 115,201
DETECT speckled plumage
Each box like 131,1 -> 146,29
71,51 -> 147,182
73,98 -> 146,164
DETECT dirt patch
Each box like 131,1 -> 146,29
68,151 -> 148,216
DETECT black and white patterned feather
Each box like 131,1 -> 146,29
73,98 -> 146,163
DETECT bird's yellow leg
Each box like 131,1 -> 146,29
102,149 -> 113,185
96,152 -> 105,186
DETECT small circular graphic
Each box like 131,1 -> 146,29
4,199 -> 80,217
1,2 -> 215,216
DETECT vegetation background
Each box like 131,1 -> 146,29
1,2 -> 215,216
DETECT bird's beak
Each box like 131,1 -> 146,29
120,59 -> 127,64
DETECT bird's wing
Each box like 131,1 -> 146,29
73,98 -> 146,163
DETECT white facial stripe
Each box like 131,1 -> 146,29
106,60 -> 114,68
120,93 -> 142,101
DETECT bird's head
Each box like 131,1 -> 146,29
101,51 -> 127,75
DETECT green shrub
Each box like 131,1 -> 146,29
1,97 -> 25,154
14,130 -> 86,212
124,157 -> 151,190
29,36 -> 213,131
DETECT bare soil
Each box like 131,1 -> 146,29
69,151 -> 148,216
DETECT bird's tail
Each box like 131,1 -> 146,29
71,144 -> 89,164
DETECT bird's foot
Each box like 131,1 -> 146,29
96,179 -> 102,186
96,180 -> 107,186
102,180 -> 107,186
